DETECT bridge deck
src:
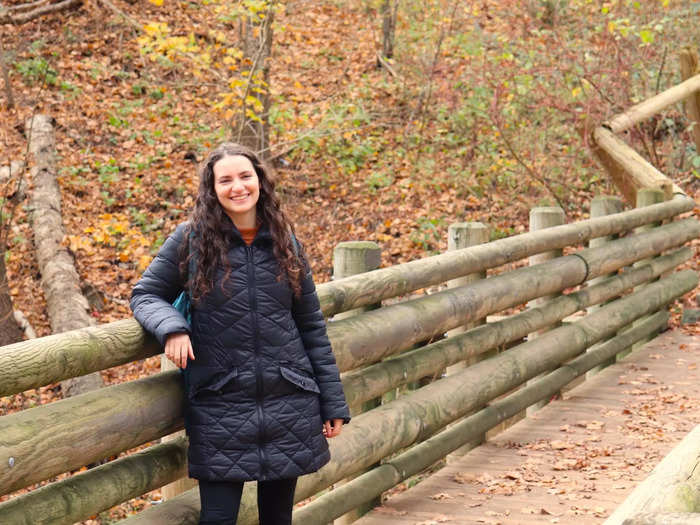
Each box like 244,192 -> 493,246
353,329 -> 700,525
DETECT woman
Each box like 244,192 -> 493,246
130,142 -> 350,525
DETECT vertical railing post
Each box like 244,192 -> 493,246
444,222 -> 488,463
445,222 -> 489,369
332,241 -> 381,525
526,206 -> 565,415
615,188 -> 667,361
680,48 -> 700,153
586,196 -> 624,378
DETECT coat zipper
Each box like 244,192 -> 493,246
247,244 -> 268,476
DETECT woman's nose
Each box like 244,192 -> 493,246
230,177 -> 244,192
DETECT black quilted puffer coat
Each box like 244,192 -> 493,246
130,221 -> 350,481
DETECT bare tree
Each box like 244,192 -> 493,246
234,2 -> 276,159
0,163 -> 25,347
380,0 -> 399,61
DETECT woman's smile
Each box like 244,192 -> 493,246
213,154 -> 261,229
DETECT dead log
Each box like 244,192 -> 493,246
26,114 -> 103,397
0,0 -> 82,25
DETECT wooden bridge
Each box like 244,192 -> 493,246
353,329 -> 700,525
1,58 -> 699,525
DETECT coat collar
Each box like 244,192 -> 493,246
222,215 -> 273,246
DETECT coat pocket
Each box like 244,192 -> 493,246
280,366 -> 320,394
189,367 -> 238,399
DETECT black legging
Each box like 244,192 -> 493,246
198,478 -> 297,525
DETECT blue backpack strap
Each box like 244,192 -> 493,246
290,232 -> 300,256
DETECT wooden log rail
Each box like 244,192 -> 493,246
604,424 -> 700,525
119,270 -> 699,525
1,218 -> 698,492
591,64 -> 700,204
0,196 -> 694,398
0,202 -> 697,524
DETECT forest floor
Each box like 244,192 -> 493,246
1,0 -> 699,522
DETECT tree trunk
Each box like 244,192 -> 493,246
0,250 -> 23,346
235,3 -> 275,159
380,0 -> 398,60
25,114 -> 103,397
1,157 -> 31,347
0,40 -> 14,109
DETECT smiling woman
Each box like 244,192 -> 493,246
213,155 -> 261,230
130,142 -> 350,525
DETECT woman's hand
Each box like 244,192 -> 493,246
164,332 -> 195,368
322,419 -> 344,438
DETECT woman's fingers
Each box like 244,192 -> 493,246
323,419 -> 343,438
331,419 -> 343,437
165,333 -> 192,368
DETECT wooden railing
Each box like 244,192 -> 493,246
1,58 -> 699,525
0,194 -> 696,525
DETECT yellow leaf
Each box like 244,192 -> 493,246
138,255 -> 152,272
148,0 -> 164,5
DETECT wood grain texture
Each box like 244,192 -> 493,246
0,438 -> 187,525
0,370 -> 183,495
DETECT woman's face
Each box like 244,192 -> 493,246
213,154 -> 260,228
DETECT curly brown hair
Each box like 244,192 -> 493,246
179,142 -> 305,301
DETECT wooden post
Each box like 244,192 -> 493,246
617,188 -> 667,361
333,242 -> 382,322
680,48 -> 700,153
526,207 -> 565,415
160,358 -> 198,500
332,241 -> 381,525
445,223 -> 488,462
445,223 -> 489,371
586,196 -> 625,378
